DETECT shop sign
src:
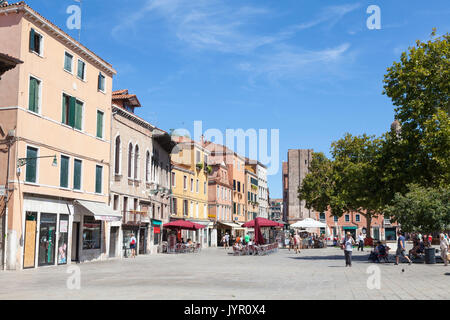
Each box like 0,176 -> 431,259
59,220 -> 68,233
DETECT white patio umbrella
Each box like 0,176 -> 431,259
290,218 -> 327,229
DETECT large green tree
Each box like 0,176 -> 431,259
382,30 -> 450,189
384,184 -> 450,233
299,134 -> 384,238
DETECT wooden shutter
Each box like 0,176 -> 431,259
74,100 -> 83,130
60,156 -> 69,188
77,60 -> 85,79
25,147 -> 37,183
95,165 -> 102,193
29,78 -> 36,112
96,111 -> 103,138
73,159 -> 81,190
29,29 -> 35,52
68,96 -> 76,128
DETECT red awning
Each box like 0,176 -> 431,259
163,220 -> 205,230
242,217 -> 284,228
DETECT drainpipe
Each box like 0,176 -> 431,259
3,134 -> 13,270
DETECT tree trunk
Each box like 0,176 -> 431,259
365,214 -> 372,238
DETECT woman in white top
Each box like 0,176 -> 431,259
440,233 -> 449,266
342,232 -> 355,267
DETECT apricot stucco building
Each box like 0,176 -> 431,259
0,2 -> 118,269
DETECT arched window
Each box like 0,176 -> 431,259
134,145 -> 139,180
128,143 -> 133,178
146,151 -> 150,182
114,135 -> 121,174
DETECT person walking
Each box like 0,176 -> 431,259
440,233 -> 449,266
294,233 -> 301,254
357,233 -> 365,251
224,232 -> 230,250
129,233 -> 137,258
395,230 -> 412,265
342,232 -> 355,267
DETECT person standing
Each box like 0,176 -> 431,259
342,232 -> 355,267
294,233 -> 301,254
440,233 -> 449,266
357,233 -> 365,251
129,233 -> 137,258
395,230 -> 412,265
244,233 -> 250,245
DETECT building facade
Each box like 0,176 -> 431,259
170,136 -> 211,246
256,163 -> 269,219
244,161 -> 259,222
283,149 -> 314,224
269,198 -> 283,222
110,90 -> 172,257
0,2 -> 118,270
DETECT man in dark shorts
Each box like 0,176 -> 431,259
130,233 -> 137,258
395,230 -> 412,265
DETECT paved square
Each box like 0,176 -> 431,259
0,247 -> 449,300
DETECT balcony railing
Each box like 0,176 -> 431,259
123,210 -> 148,225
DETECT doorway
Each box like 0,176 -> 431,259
23,212 -> 37,269
139,226 -> 147,254
71,222 -> 80,262
38,213 -> 57,266
109,227 -> 118,258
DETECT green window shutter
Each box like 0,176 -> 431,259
98,74 -> 101,90
64,53 -> 72,72
77,60 -> 85,79
96,111 -> 103,138
25,147 -> 38,183
61,95 -> 67,123
28,78 -> 36,112
68,96 -> 76,128
60,156 -> 69,188
74,100 -> 83,130
29,28 -> 35,52
95,165 -> 102,193
73,159 -> 82,190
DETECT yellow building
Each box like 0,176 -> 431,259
170,136 -> 212,246
245,160 -> 259,221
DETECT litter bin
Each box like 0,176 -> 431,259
424,247 -> 436,264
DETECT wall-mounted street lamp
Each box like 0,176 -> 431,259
17,155 -> 57,168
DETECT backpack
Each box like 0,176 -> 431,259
131,238 -> 136,245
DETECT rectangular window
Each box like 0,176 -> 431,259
345,215 -> 350,222
60,155 -> 69,188
233,180 -> 236,190
196,179 -> 199,193
355,214 -> 360,222
73,159 -> 82,190
82,216 -> 101,249
196,150 -> 201,164
29,28 -> 42,55
98,72 -> 105,92
334,216 -> 338,222
25,146 -> 38,183
64,52 -> 73,73
28,76 -> 40,113
113,195 -> 119,211
233,202 -> 236,214
96,110 -> 104,138
237,181 -> 241,192
204,182 -> 206,195
217,186 -> 220,199
62,94 -> 82,130
172,197 -> 177,214
95,165 -> 102,194
183,200 -> 188,216
183,175 -> 187,190
77,59 -> 86,80
172,172 -> 176,187
190,178 -> 193,192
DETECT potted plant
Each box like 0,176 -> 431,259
206,165 -> 212,174
196,162 -> 203,170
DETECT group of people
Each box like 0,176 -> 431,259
220,232 -> 253,250
287,232 -> 324,252
343,230 -> 450,267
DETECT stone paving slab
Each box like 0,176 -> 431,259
0,247 -> 448,300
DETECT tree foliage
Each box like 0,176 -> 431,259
385,184 -> 450,233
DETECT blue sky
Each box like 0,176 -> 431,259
28,0 -> 449,198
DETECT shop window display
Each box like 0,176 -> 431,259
82,216 -> 101,249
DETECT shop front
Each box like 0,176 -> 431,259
216,221 -> 245,245
22,196 -> 73,269
73,200 -> 122,262
342,226 -> 357,239
150,219 -> 162,254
